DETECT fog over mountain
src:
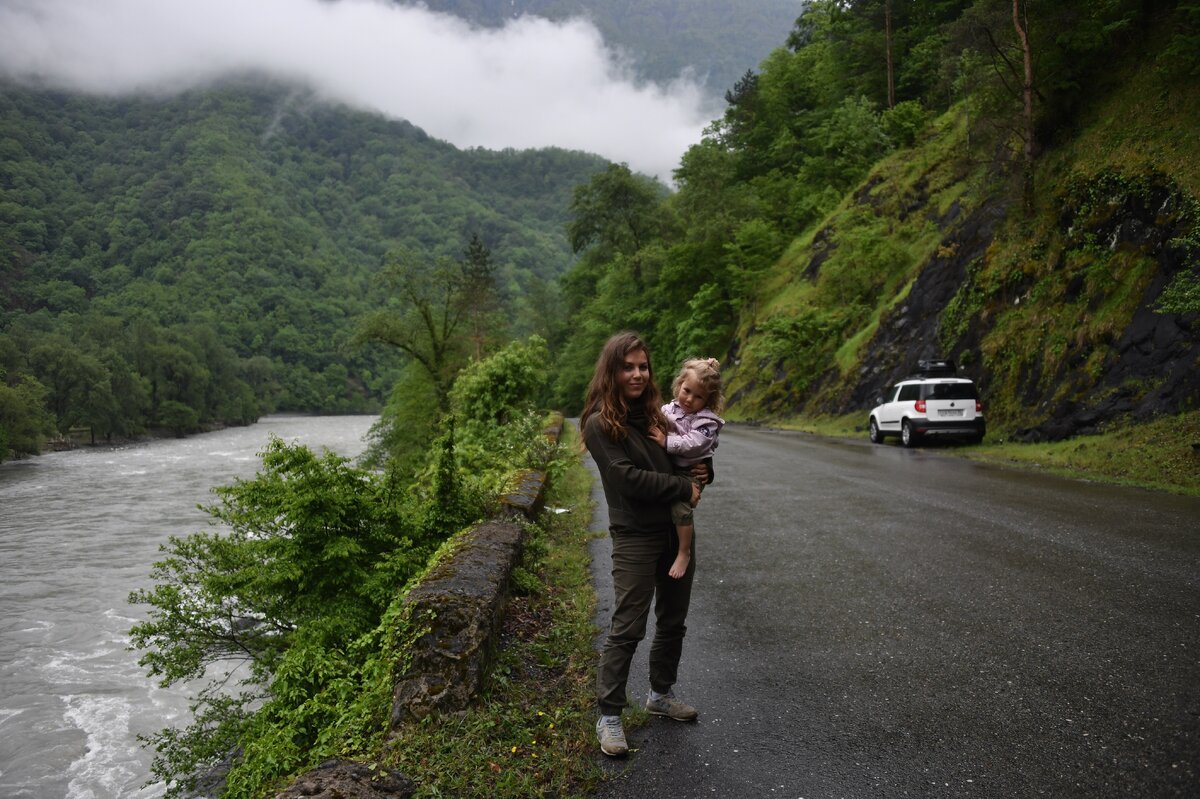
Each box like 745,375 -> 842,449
0,0 -> 716,179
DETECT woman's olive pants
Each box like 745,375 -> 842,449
597,526 -> 695,716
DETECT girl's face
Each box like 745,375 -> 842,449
616,349 -> 651,401
674,371 -> 709,414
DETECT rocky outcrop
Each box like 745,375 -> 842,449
836,198 -> 1010,413
388,516 -> 526,727
1019,284 -> 1198,441
274,759 -> 416,799
1012,172 -> 1200,441
818,169 -> 1198,440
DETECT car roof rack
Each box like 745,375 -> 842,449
914,359 -> 957,377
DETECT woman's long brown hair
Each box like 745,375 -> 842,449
581,331 -> 668,441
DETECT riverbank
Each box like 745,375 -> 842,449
753,409 -> 1200,497
44,420 -> 249,452
35,413 -> 378,456
0,415 -> 379,799
374,423 -> 603,797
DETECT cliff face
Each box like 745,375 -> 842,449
999,172 -> 1199,441
725,60 -> 1200,440
836,197 -> 1011,415
828,171 -> 1198,442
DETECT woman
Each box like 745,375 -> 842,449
581,331 -> 706,757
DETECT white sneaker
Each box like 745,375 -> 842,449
596,714 -> 628,756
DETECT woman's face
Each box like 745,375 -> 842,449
616,348 -> 651,401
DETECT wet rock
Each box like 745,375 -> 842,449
389,518 -> 526,727
837,198 -> 1009,412
838,169 -> 1198,441
274,759 -> 415,799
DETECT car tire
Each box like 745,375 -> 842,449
868,418 -> 884,444
901,419 -> 918,448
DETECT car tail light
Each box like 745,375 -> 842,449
976,400 -> 983,413
915,399 -> 926,413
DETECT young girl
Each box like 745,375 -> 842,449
651,357 -> 724,579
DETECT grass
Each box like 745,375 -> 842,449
967,411 -> 1200,496
377,424 -> 605,797
770,410 -> 1200,497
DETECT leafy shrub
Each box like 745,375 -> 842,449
759,306 -> 856,391
131,335 -> 571,798
446,336 -> 567,495
882,100 -> 930,148
450,336 -> 550,426
1157,266 -> 1200,315
130,438 -> 437,798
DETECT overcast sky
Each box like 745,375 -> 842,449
0,0 -> 718,180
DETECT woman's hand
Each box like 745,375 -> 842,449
690,462 -> 710,484
689,481 -> 702,507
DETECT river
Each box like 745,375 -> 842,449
0,415 -> 377,799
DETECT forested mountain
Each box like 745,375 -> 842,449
552,0 -> 1200,442
0,80 -> 606,457
402,0 -> 804,98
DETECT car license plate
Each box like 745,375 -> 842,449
939,409 -> 964,417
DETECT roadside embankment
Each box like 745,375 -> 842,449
275,416 -> 563,799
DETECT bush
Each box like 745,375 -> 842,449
130,439 -> 434,799
882,100 -> 930,148
131,336 -> 569,798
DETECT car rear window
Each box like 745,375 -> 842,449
922,382 -> 978,400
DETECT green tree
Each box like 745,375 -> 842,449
566,163 -> 668,263
460,232 -> 505,359
362,364 -> 442,474
801,95 -> 891,195
157,400 -> 201,436
0,372 -> 55,460
130,439 -> 428,798
26,338 -> 108,433
356,249 -> 474,411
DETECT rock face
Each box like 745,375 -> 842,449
389,518 -> 526,727
814,170 -> 1198,440
1010,172 -> 1200,441
274,759 -> 415,799
839,198 -> 1010,413
1020,282 -> 1199,441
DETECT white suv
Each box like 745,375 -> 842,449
867,360 -> 985,447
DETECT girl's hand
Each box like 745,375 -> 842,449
689,481 -> 702,507
649,426 -> 666,447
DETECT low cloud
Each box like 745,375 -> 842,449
0,0 -> 716,180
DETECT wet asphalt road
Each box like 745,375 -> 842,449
586,424 -> 1200,798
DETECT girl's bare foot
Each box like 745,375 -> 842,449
668,551 -> 690,579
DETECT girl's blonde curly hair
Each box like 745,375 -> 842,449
671,357 -> 724,414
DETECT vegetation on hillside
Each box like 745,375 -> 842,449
552,0 -> 1200,449
0,81 -> 605,460
129,336 -> 568,798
